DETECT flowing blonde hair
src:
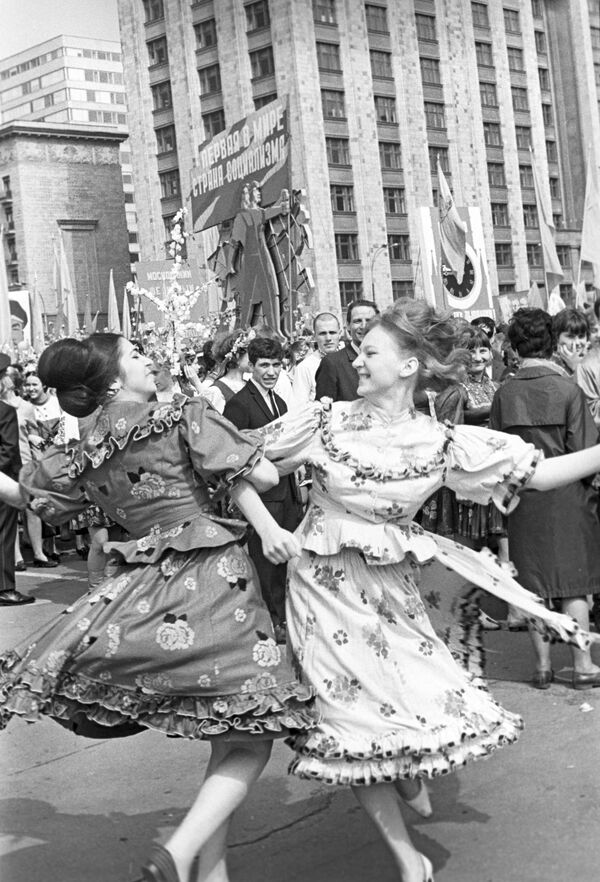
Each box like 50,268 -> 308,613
371,301 -> 468,391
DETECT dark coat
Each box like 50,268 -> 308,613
314,343 -> 359,402
490,365 -> 600,598
224,381 -> 298,504
0,402 -> 21,479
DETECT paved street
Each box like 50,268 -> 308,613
1,554 -> 599,882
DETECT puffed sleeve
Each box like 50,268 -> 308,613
444,424 -> 542,515
180,398 -> 263,491
258,402 -> 323,475
19,444 -> 89,524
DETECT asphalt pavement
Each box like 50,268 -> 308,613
1,553 -> 599,882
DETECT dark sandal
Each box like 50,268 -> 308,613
141,845 -> 182,882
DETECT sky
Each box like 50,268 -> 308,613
0,0 -> 120,60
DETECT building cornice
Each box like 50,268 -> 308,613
0,121 -> 128,145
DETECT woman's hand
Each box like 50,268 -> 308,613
261,525 -> 301,564
29,497 -> 56,517
182,363 -> 205,393
557,340 -> 587,372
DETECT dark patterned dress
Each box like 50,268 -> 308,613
0,396 -> 314,739
258,400 -> 596,785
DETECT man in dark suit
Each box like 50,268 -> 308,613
224,337 -> 301,642
0,354 -> 32,606
315,298 -> 378,401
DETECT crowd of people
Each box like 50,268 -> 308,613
0,295 -> 599,882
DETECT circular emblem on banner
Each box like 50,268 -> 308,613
442,244 -> 481,310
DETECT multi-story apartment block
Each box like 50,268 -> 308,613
117,0 -> 599,316
0,34 -> 139,275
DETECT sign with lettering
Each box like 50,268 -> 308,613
134,259 -> 205,324
190,97 -> 290,231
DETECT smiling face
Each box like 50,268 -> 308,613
251,357 -> 282,391
348,305 -> 377,347
117,338 -> 157,400
353,325 -> 417,399
468,345 -> 492,378
24,375 -> 48,404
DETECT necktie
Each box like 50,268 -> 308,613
268,390 -> 280,418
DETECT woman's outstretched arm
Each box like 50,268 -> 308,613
243,456 -> 279,494
0,473 -> 27,509
529,445 -> 600,492
230,479 -> 301,564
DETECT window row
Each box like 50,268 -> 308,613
480,80 -> 551,112
334,233 -> 411,262
325,136 -> 449,177
488,162 -> 560,191
329,184 -> 406,215
65,68 -> 123,85
342,281 -> 423,303
483,123 -> 533,149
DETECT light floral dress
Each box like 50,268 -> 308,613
258,399 -> 596,785
0,396 -> 314,740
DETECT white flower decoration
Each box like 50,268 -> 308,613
226,453 -> 239,464
217,553 -> 250,583
115,418 -> 127,434
252,637 -> 281,668
76,618 -> 91,631
184,577 -> 197,591
191,420 -> 200,434
97,670 -> 112,681
234,608 -> 247,623
205,525 -> 218,538
137,599 -> 151,614
105,624 -> 121,657
213,699 -> 228,714
197,674 -> 212,687
155,616 -> 195,651
136,672 -> 172,692
115,507 -> 127,519
256,672 -> 277,690
44,650 -> 68,675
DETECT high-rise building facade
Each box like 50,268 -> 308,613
0,34 -> 139,272
117,0 -> 599,315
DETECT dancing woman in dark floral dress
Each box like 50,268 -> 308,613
0,334 -> 314,882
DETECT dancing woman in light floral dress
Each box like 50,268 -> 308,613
257,303 -> 600,882
0,333 -> 314,882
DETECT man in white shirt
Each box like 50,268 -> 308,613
292,312 -> 341,407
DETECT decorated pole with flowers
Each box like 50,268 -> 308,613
126,209 -> 212,373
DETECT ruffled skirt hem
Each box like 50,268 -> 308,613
0,652 -> 315,740
286,710 -> 523,785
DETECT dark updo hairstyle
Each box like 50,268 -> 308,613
507,308 -> 552,358
214,331 -> 248,372
373,301 -> 468,391
551,308 -> 590,349
37,333 -> 123,417
456,325 -> 492,352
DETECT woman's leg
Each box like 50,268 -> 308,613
562,596 -> 600,674
87,526 -> 109,589
352,783 -> 427,882
158,739 -> 272,882
527,625 -> 553,673
14,529 -> 24,566
25,511 -> 48,561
